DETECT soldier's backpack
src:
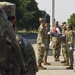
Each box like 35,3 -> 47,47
16,35 -> 38,74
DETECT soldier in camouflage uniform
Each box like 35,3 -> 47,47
0,8 -> 25,75
1,1 -> 38,75
61,23 -> 69,66
52,21 -> 61,61
43,23 -> 51,65
37,18 -> 46,70
0,2 -> 26,75
66,25 -> 74,69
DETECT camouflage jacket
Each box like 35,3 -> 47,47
16,35 -> 38,74
67,30 -> 74,46
37,24 -> 46,45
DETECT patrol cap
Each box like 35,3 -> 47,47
39,18 -> 45,22
45,23 -> 50,27
0,2 -> 16,17
55,21 -> 59,25
62,24 -> 67,27
66,24 -> 73,30
62,22 -> 66,25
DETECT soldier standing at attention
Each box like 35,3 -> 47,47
52,21 -> 61,61
37,18 -> 46,70
66,25 -> 74,69
43,23 -> 51,65
61,23 -> 69,66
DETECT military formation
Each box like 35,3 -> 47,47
37,18 -> 75,70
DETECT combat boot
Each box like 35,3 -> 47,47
44,60 -> 51,65
44,62 -> 51,65
63,62 -> 69,66
66,64 -> 73,69
38,63 -> 46,70
61,61 -> 66,63
66,66 -> 73,69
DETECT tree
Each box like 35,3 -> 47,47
46,14 -> 50,23
68,13 -> 75,28
0,0 -> 47,31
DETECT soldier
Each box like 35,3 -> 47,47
0,2 -> 25,75
66,25 -> 74,69
1,2 -> 38,75
52,21 -> 61,61
43,23 -> 51,65
61,23 -> 69,66
37,18 -> 46,70
0,8 -> 25,75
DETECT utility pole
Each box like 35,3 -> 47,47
50,0 -> 55,30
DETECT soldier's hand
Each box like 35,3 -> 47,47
41,44 -> 45,47
69,46 -> 73,50
62,34 -> 66,37
48,32 -> 51,35
68,41 -> 72,45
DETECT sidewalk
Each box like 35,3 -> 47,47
32,44 -> 75,75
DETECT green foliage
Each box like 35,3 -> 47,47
0,0 -> 46,31
46,14 -> 50,23
67,13 -> 75,30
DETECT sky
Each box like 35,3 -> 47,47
35,0 -> 75,24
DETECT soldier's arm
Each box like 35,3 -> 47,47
39,28 -> 45,44
68,31 -> 73,45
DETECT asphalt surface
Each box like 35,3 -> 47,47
19,33 -> 37,44
19,33 -> 37,39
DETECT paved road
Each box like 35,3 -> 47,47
19,33 -> 37,44
20,33 -> 75,75
19,33 -> 37,39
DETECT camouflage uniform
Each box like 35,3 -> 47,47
61,29 -> 69,65
43,24 -> 50,65
37,18 -> 46,69
0,8 -> 25,75
66,29 -> 74,69
0,2 -> 26,75
52,27 -> 61,61
37,25 -> 46,63
52,36 -> 61,61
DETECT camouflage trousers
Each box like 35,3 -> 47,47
43,45 -> 49,61
61,43 -> 68,62
67,45 -> 74,66
37,45 -> 46,63
52,37 -> 61,58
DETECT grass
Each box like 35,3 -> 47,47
16,30 -> 37,34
